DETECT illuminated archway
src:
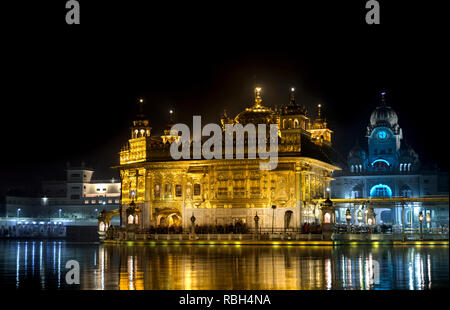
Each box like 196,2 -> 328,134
372,159 -> 390,171
167,213 -> 181,227
369,184 -> 392,198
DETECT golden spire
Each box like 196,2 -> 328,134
138,98 -> 144,115
317,104 -> 322,120
290,87 -> 295,104
254,87 -> 262,107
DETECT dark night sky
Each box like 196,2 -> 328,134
1,0 -> 447,197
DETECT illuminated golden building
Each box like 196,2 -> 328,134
115,87 -> 339,231
309,104 -> 333,146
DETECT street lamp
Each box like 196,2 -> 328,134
17,208 -> 21,220
271,205 -> 277,234
190,213 -> 196,235
419,211 -> 424,240
58,209 -> 62,219
254,213 -> 260,235
345,208 -> 352,232
357,210 -> 363,225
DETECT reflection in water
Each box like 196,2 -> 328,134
1,241 -> 448,290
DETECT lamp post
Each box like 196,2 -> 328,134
271,205 -> 277,234
190,213 -> 196,235
42,196 -> 49,221
254,213 -> 260,235
58,209 -> 62,219
345,208 -> 352,233
357,210 -> 363,225
419,211 -> 424,240
17,208 -> 21,220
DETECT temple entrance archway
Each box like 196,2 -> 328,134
167,213 -> 181,227
156,209 -> 181,227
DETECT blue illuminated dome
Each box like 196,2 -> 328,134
370,105 -> 398,128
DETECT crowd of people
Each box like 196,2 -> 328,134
301,222 -> 323,234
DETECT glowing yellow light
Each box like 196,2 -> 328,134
169,110 -> 173,114
139,98 -> 143,103
318,104 -> 322,108
291,87 -> 295,92
255,87 -> 261,92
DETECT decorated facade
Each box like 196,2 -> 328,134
112,87 -> 339,232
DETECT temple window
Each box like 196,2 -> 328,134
351,190 -> 359,199
154,184 -> 161,198
194,183 -> 201,196
369,184 -> 392,198
175,184 -> 182,197
401,189 -> 412,197
164,183 -> 172,198
218,187 -> 228,197
372,159 -> 390,171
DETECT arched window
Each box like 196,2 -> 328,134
401,185 -> 412,198
350,165 -> 354,173
408,163 -> 411,171
400,163 -> 403,171
359,165 -> 362,172
282,119 -> 287,129
369,184 -> 392,198
294,119 -> 299,128
128,215 -> 134,224
372,159 -> 390,171
154,184 -> 161,198
351,184 -> 362,198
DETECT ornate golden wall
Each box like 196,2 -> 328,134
118,157 -> 336,230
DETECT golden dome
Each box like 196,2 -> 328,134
234,87 -> 278,126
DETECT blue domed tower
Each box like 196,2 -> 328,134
366,92 -> 403,172
331,91 -> 448,229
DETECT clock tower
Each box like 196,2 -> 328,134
366,92 -> 403,172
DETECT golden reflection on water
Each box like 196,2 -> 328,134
85,245 -> 448,290
4,241 -> 447,290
